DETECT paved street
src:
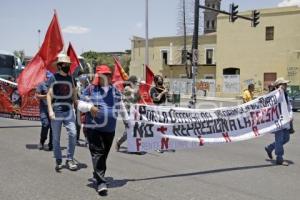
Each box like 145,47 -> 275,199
0,102 -> 299,200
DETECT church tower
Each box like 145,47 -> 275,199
204,0 -> 221,34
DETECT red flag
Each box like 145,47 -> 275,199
17,12 -> 64,95
138,82 -> 153,104
138,65 -> 154,104
67,42 -> 80,75
145,65 -> 154,85
112,57 -> 129,91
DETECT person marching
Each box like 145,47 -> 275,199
78,65 -> 128,196
36,71 -> 53,151
150,75 -> 175,153
115,75 -> 140,151
264,78 -> 292,166
47,54 -> 78,171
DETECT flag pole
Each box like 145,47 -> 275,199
144,0 -> 149,81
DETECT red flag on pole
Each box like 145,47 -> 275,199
145,64 -> 154,85
138,64 -> 154,104
67,42 -> 80,75
17,12 -> 64,95
112,57 -> 129,91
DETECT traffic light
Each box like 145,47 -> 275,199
187,52 -> 192,61
252,10 -> 260,27
229,3 -> 238,22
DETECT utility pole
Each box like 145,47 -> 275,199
188,1 -> 260,108
189,0 -> 199,108
37,29 -> 41,49
144,0 -> 149,81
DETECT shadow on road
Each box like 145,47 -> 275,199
86,177 -> 132,189
25,144 -> 66,151
130,163 -> 279,182
0,125 -> 41,128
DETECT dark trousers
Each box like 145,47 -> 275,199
40,111 -> 52,147
75,107 -> 81,141
86,128 -> 115,185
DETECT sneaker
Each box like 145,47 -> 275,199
264,147 -> 273,160
156,149 -> 164,153
55,159 -> 63,171
38,143 -> 44,150
97,183 -> 108,196
66,160 -> 78,171
276,160 -> 289,166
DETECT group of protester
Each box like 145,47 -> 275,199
242,79 -> 294,166
34,53 -> 294,196
34,54 -> 173,196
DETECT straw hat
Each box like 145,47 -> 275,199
274,77 -> 290,86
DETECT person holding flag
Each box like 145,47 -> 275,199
47,54 -> 78,172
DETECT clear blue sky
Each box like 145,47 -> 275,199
0,0 -> 298,56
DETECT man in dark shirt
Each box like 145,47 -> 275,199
47,54 -> 78,172
36,71 -> 53,151
150,75 -> 168,105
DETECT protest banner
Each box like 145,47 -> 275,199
0,78 -> 40,120
127,89 -> 291,152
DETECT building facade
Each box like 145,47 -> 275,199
129,6 -> 300,97
216,6 -> 300,97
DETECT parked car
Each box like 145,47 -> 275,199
290,92 -> 300,111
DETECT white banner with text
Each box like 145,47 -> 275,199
127,89 -> 291,152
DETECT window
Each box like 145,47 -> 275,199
212,4 -> 215,9
162,50 -> 168,65
212,20 -> 215,29
266,26 -> 274,41
206,20 -> 210,29
206,49 -> 213,64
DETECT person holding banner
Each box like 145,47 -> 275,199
115,75 -> 140,152
47,54 -> 78,172
150,75 -> 175,153
265,78 -> 292,166
77,65 -> 128,196
150,75 -> 169,105
36,71 -> 53,151
242,83 -> 255,103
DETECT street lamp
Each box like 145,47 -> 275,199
37,29 -> 41,49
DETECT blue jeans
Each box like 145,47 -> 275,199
266,129 -> 290,162
40,111 -> 52,147
51,110 -> 77,161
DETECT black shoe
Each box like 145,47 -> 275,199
97,183 -> 108,196
66,160 -> 78,171
264,147 -> 273,159
38,143 -> 44,150
55,159 -> 63,171
48,144 -> 53,151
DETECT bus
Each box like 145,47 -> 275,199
0,50 -> 22,81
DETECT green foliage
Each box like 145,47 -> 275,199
81,51 -> 131,74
